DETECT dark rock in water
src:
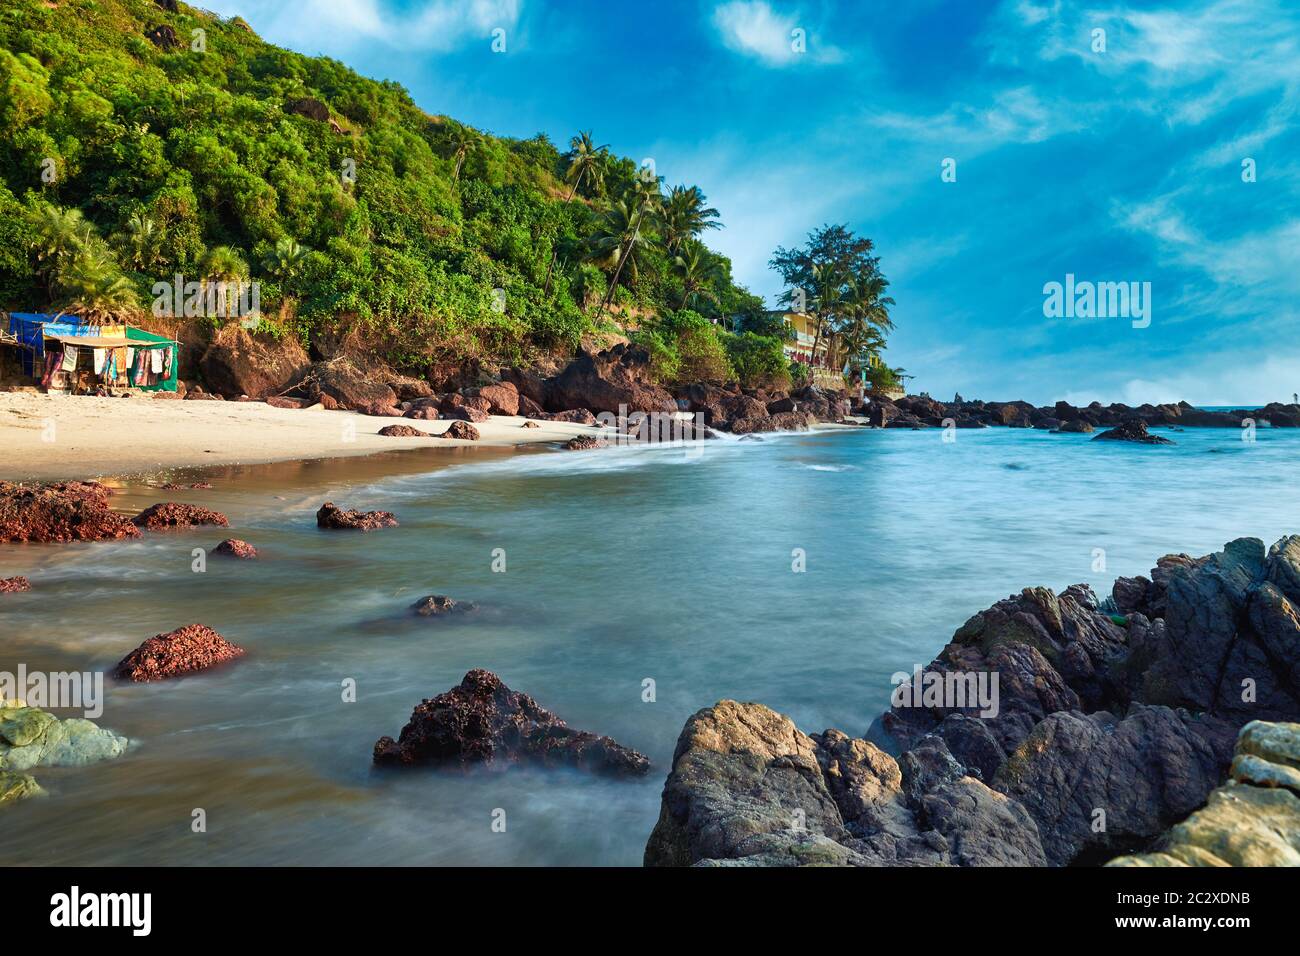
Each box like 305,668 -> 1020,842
0,481 -> 140,543
0,576 -> 31,593
410,595 -> 477,617
644,700 -> 1045,867
377,424 -> 429,438
649,533 -> 1300,867
213,539 -> 257,559
373,669 -> 649,777
1093,419 -> 1175,444
316,501 -> 398,531
1053,419 -> 1094,434
442,420 -> 480,440
113,624 -> 246,682
564,435 -> 609,450
132,502 -> 229,530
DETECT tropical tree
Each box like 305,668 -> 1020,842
57,247 -> 139,322
662,184 -> 721,255
29,203 -> 91,295
115,213 -> 162,272
447,125 -> 480,180
262,237 -> 308,282
672,240 -> 723,310
199,245 -> 250,320
544,131 -> 609,294
596,178 -> 662,315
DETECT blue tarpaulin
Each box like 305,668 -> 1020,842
7,313 -> 108,376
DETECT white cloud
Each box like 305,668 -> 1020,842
711,1 -> 843,66
209,0 -> 520,53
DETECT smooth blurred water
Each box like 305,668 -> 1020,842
2,423 -> 1298,865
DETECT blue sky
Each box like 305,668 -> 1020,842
204,0 -> 1300,405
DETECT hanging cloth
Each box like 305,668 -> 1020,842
93,348 -> 106,373
151,348 -> 163,374
61,346 -> 78,372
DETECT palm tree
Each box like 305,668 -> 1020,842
596,180 -> 662,317
447,126 -> 479,180
58,247 -> 140,322
262,237 -> 308,282
661,185 -> 721,255
544,131 -> 609,295
116,213 -> 161,271
200,245 -> 249,320
673,240 -> 723,310
29,204 -> 92,295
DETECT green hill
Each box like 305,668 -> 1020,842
0,0 -> 769,379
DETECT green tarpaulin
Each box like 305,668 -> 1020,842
125,326 -> 178,392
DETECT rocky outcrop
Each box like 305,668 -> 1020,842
113,623 -> 246,682
373,669 -> 649,777
1108,721 -> 1300,866
315,501 -> 398,530
475,383 -> 520,416
307,356 -> 398,411
0,705 -> 128,772
0,480 -> 140,543
199,326 -> 310,400
213,538 -> 257,559
1093,418 -> 1175,444
648,535 -> 1300,866
644,700 -> 1045,866
0,576 -> 31,593
547,345 -> 677,416
410,595 -> 477,617
132,502 -> 229,530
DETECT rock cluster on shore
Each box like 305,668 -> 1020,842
374,669 -> 650,777
646,535 -> 1300,867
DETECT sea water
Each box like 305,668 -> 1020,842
2,424 -> 1297,865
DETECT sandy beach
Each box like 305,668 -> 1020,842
0,392 -> 613,481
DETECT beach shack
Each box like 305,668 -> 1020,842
2,313 -> 178,393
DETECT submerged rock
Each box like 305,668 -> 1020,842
213,538 -> 257,559
1093,419 -> 1175,444
0,769 -> 44,805
113,623 -> 246,682
0,480 -> 140,543
133,502 -> 229,530
373,669 -> 649,777
0,706 -> 128,772
316,501 -> 398,530
1108,721 -> 1300,867
0,576 -> 31,593
410,595 -> 477,617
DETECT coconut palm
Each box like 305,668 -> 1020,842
673,240 -> 723,310
595,180 -> 662,316
544,131 -> 610,295
661,185 -> 721,255
262,237 -> 308,281
116,213 -> 161,271
29,204 -> 92,295
199,245 -> 250,320
57,247 -> 140,322
447,126 -> 480,180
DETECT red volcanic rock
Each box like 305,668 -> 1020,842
476,383 -> 519,416
403,406 -> 441,421
159,481 -> 214,490
547,344 -> 677,416
443,405 -> 489,423
410,594 -> 477,617
213,538 -> 257,559
0,576 -> 31,593
564,435 -> 609,450
266,396 -> 307,409
373,669 -> 650,776
377,424 -> 430,438
0,480 -> 140,543
549,408 -> 597,425
113,624 -> 245,682
356,401 -> 403,417
442,420 -> 481,441
316,501 -> 398,530
133,502 -> 230,530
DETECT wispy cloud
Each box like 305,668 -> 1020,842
711,1 -> 844,66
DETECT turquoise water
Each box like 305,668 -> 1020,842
2,424 -> 1299,865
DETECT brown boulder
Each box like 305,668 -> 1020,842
476,383 -> 520,416
549,408 -> 597,425
0,482 -> 141,543
132,502 -> 229,530
199,326 -> 310,400
213,538 -> 257,559
442,420 -> 481,440
113,624 -> 245,682
316,501 -> 398,531
0,576 -> 31,593
564,435 -> 609,450
311,357 -> 398,410
443,405 -> 489,423
377,424 -> 429,438
547,345 -> 677,415
403,406 -> 441,421
373,669 -> 649,776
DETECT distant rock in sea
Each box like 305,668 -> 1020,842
316,501 -> 398,530
133,502 -> 230,530
1093,418 -> 1175,444
113,623 -> 246,682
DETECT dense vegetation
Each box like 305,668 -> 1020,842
0,0 -> 898,389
